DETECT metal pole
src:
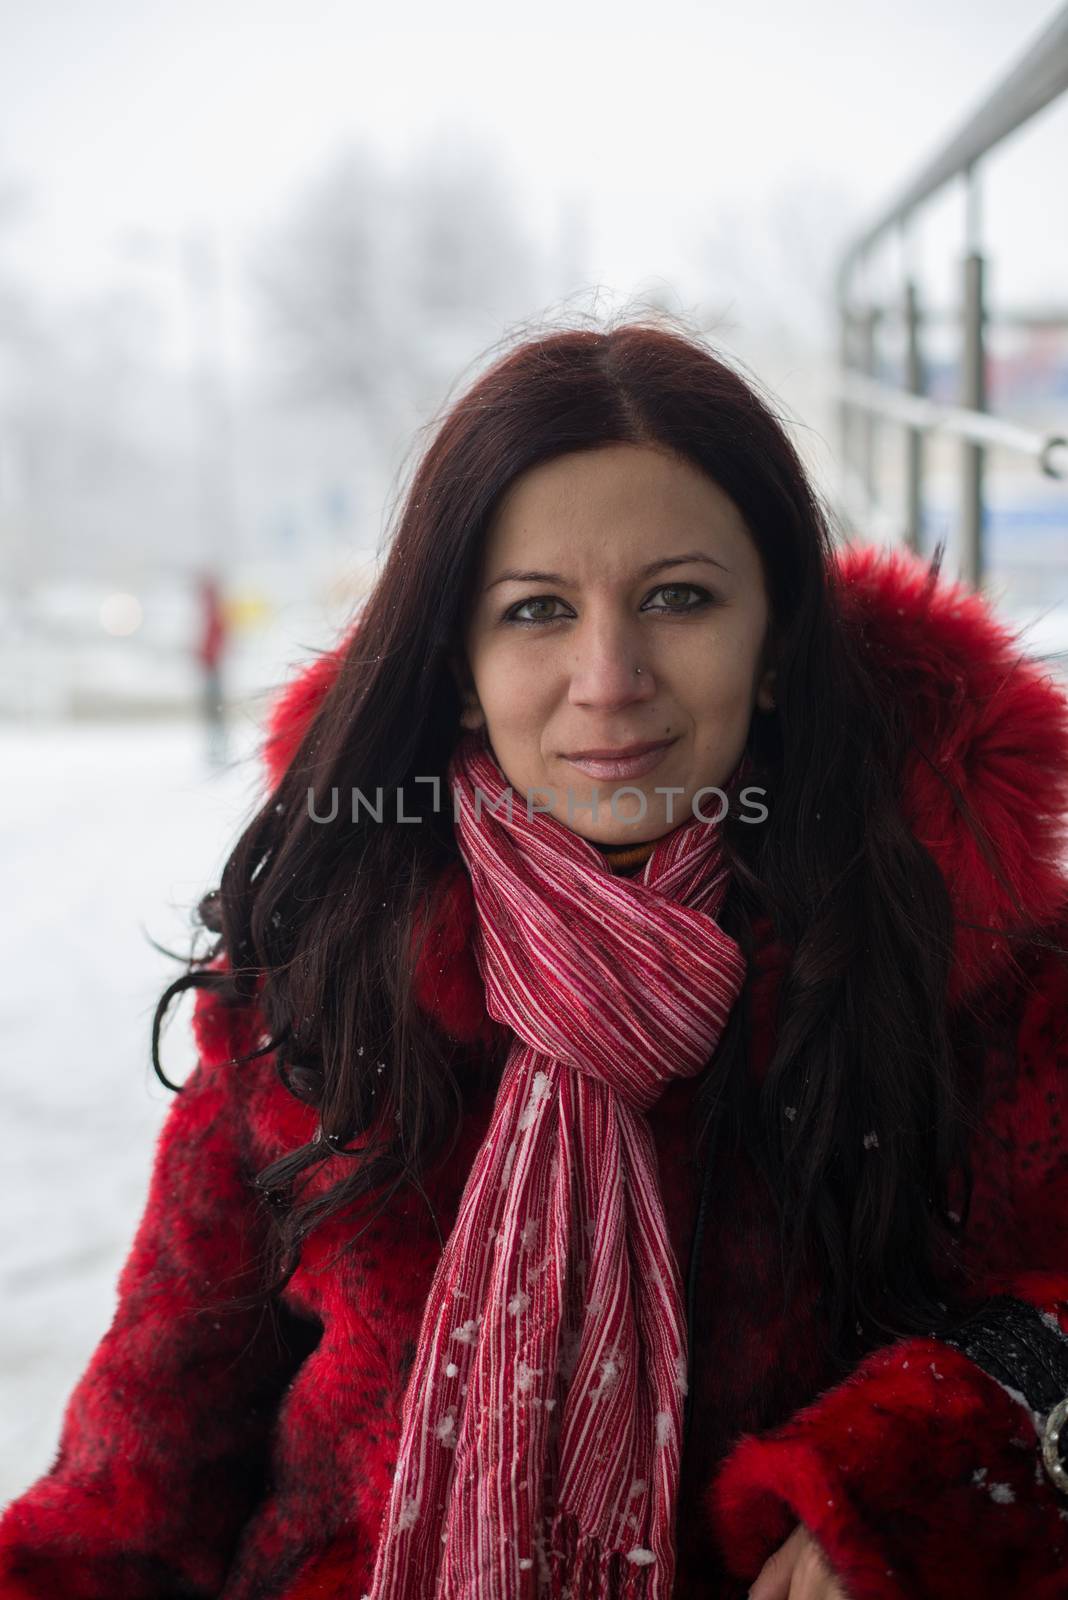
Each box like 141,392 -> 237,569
904,278 -> 924,554
182,225 -> 234,585
861,304 -> 880,518
961,167 -> 987,589
838,301 -> 853,526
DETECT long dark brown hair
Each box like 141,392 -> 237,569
151,312 -> 1049,1380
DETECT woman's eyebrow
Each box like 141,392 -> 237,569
482,551 -> 731,593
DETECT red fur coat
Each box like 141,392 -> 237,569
3,543 -> 1068,1599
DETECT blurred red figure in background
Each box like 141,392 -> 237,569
196,570 -> 229,767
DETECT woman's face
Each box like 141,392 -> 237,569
453,442 -> 775,845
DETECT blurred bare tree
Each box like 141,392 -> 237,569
249,133 -> 552,455
692,176 -> 862,359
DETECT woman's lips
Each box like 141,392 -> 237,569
563,739 -> 677,780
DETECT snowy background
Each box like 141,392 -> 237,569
1,717 -> 266,1502
2,0 -> 1067,1509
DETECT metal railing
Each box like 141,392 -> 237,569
834,5 -> 1068,589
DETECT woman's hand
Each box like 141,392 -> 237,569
747,1522 -> 851,1599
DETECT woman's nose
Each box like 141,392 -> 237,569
566,627 -> 657,710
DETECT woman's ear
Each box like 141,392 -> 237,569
755,665 -> 777,714
754,621 -> 777,715
447,651 -> 486,731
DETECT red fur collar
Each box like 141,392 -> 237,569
260,543 -> 1068,1032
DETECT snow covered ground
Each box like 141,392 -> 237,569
0,714 -> 268,1507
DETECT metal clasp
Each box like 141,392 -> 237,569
1041,1397 -> 1068,1494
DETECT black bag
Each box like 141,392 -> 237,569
933,1294 -> 1068,1497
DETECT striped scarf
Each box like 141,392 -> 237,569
364,727 -> 747,1599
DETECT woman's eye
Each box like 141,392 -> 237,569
503,585 -> 713,626
505,596 -> 568,625
645,584 -> 711,612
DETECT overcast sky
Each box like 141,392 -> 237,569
1,0 -> 1064,399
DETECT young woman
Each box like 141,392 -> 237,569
3,319 -> 1068,1600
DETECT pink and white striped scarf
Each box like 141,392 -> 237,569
364,728 -> 747,1599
